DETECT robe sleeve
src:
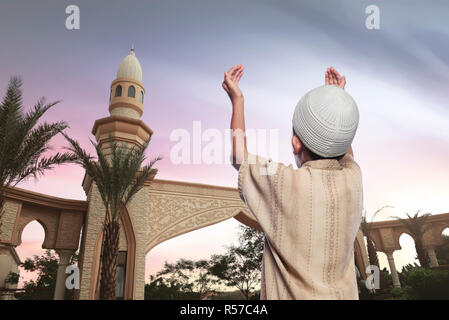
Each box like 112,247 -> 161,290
237,153 -> 285,235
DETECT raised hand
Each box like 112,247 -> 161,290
223,64 -> 244,102
325,67 -> 346,89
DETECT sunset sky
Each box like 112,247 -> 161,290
1,0 -> 448,285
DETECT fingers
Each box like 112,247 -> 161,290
230,67 -> 239,80
235,67 -> 244,83
340,76 -> 346,89
332,71 -> 338,85
330,68 -> 337,85
227,65 -> 237,73
236,71 -> 244,83
325,68 -> 330,85
225,64 -> 244,83
223,72 -> 231,88
222,81 -> 230,93
330,67 -> 345,88
228,64 -> 240,79
326,67 -> 343,86
332,67 -> 341,79
232,65 -> 244,82
327,67 -> 334,85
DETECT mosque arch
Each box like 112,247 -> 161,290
397,233 -> 419,268
16,219 -> 49,249
89,206 -> 137,300
442,227 -> 449,237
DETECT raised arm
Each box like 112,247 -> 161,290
325,67 -> 354,158
222,64 -> 247,168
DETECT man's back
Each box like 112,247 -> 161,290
238,153 -> 363,299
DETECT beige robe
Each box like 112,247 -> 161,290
238,153 -> 363,300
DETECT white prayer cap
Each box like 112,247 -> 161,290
292,85 -> 359,158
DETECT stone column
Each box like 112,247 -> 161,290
426,248 -> 439,267
385,251 -> 401,288
54,249 -> 74,300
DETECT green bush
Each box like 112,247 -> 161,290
358,280 -> 375,300
389,267 -> 449,300
5,272 -> 20,285
388,287 -> 413,300
406,268 -> 449,299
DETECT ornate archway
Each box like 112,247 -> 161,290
368,212 -> 449,287
0,187 -> 86,299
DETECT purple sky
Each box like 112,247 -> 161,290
1,0 -> 449,283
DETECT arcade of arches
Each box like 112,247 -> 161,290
1,48 -> 448,299
368,214 -> 449,288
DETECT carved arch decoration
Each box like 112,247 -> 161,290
145,180 -> 253,253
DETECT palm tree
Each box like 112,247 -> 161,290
393,210 -> 431,268
360,206 -> 391,291
0,76 -> 75,234
361,206 -> 392,268
64,134 -> 160,299
361,214 -> 378,268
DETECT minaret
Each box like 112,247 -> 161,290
79,47 -> 154,300
109,45 -> 145,119
91,46 -> 153,152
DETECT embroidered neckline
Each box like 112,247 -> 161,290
303,159 -> 342,170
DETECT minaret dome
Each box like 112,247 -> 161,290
109,46 -> 146,119
116,45 -> 143,81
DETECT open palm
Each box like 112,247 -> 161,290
325,67 -> 346,89
223,64 -> 244,101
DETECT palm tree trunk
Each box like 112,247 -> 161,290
100,220 -> 120,300
415,240 -> 429,268
0,191 -> 6,236
366,237 -> 387,291
367,238 -> 379,268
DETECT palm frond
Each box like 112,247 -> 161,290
14,152 -> 78,185
393,210 -> 431,238
63,133 -> 160,223
0,77 -> 74,191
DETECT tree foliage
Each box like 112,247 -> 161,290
361,206 -> 392,291
145,275 -> 193,300
5,272 -> 20,285
393,211 -> 431,268
361,206 -> 392,268
208,225 -> 264,300
15,250 -> 77,300
390,265 -> 449,300
145,258 -> 217,300
64,135 -> 160,299
0,77 -> 75,234
145,225 -> 264,300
